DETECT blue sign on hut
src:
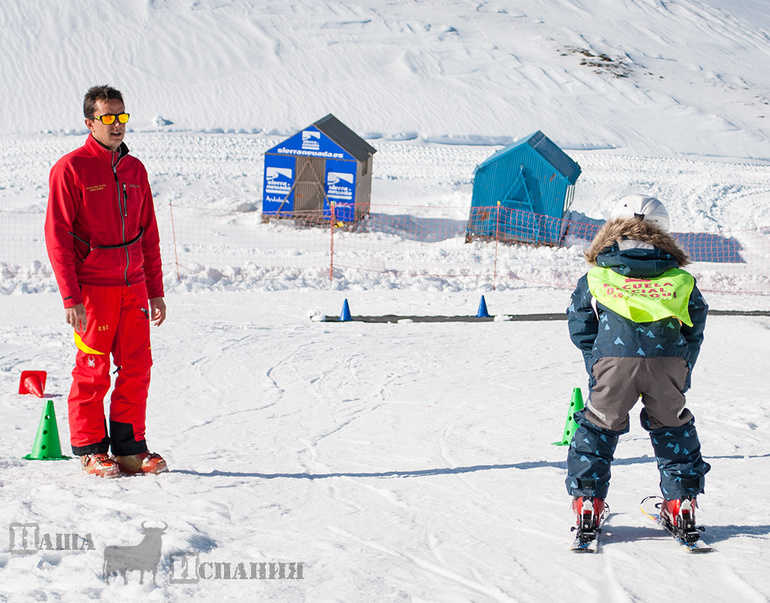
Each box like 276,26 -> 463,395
262,114 -> 376,223
466,131 -> 581,245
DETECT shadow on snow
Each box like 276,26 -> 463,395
172,452 -> 770,481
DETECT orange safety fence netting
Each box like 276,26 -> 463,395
1,204 -> 768,294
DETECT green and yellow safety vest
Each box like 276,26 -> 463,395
587,266 -> 694,326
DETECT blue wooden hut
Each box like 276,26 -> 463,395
262,114 -> 376,223
466,131 -> 581,245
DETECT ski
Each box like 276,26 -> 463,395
640,496 -> 713,553
569,499 -> 609,553
570,529 -> 601,553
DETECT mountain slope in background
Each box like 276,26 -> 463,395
2,3 -> 770,601
2,0 -> 770,158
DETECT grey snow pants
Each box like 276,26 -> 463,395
566,356 -> 710,500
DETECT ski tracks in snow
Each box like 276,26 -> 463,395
328,524 -> 517,602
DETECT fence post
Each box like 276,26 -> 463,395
493,201 -> 501,290
168,200 -> 181,281
329,202 -> 336,283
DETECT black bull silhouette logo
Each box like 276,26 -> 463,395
103,522 -> 167,584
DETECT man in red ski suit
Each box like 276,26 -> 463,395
45,85 -> 168,478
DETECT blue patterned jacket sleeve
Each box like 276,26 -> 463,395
566,274 -> 597,374
681,281 -> 708,370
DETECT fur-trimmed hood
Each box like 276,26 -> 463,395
585,217 -> 690,267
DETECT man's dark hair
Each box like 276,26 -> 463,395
83,85 -> 124,119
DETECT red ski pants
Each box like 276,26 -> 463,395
67,283 -> 153,456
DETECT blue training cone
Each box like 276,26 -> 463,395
476,295 -> 490,318
340,299 -> 352,322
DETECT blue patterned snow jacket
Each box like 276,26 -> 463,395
567,218 -> 708,392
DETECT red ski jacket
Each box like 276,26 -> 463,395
45,135 -> 164,308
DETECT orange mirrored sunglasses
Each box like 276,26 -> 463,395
91,113 -> 130,125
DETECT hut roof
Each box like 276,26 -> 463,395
477,130 -> 580,183
313,114 -> 377,163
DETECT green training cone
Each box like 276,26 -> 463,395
24,400 -> 69,460
552,387 -> 585,446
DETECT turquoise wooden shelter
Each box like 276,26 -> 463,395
466,131 -> 581,245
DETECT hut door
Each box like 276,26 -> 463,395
294,157 -> 326,212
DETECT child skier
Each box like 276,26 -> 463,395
565,194 -> 710,543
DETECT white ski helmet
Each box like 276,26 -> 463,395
611,194 -> 670,231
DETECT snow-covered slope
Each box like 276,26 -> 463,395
3,289 -> 770,601
3,0 -> 770,158
2,1 -> 770,602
